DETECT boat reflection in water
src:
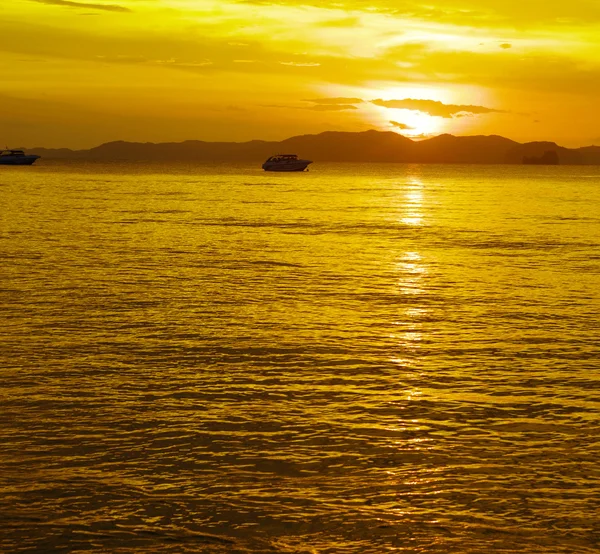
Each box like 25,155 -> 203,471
262,154 -> 312,172
0,149 -> 41,165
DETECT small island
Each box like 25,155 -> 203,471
523,150 -> 559,165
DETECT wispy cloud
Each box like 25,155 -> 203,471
279,61 -> 320,67
308,104 -> 358,111
29,0 -> 131,12
306,97 -> 364,104
264,102 -> 357,111
154,58 -> 213,68
410,133 -> 437,140
235,0 -> 600,28
95,55 -> 215,69
316,16 -> 361,27
372,98 -> 506,118
389,120 -> 414,129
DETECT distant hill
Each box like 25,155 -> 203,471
26,131 -> 600,165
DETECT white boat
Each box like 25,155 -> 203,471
262,154 -> 312,172
0,149 -> 41,165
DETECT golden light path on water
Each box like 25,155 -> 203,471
1,162 -> 599,553
393,177 -> 427,376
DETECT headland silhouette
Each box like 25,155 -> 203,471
25,130 -> 600,165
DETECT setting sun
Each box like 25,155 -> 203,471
384,109 -> 443,138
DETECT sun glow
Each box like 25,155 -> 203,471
321,83 -> 454,138
373,85 -> 451,138
386,109 -> 444,138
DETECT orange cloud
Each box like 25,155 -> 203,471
371,98 -> 506,118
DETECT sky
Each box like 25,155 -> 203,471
2,0 -> 600,148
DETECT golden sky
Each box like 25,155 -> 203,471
2,0 -> 600,147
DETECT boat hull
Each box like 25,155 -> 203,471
262,161 -> 312,172
0,156 -> 40,165
263,165 -> 309,172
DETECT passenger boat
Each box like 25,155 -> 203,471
262,154 -> 312,172
0,149 -> 41,165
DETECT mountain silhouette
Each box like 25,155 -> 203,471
26,131 -> 600,165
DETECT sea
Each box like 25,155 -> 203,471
1,161 -> 599,553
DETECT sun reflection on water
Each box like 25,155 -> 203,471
391,248 -> 429,374
396,252 -> 428,296
392,176 -> 429,370
400,179 -> 425,226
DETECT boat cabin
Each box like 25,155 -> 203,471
264,154 -> 299,163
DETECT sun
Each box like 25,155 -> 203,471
321,83 -> 451,138
367,85 -> 450,138
385,109 -> 443,138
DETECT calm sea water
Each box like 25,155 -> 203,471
1,161 -> 599,553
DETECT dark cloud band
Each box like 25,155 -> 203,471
372,98 -> 506,118
30,0 -> 131,12
306,97 -> 364,105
